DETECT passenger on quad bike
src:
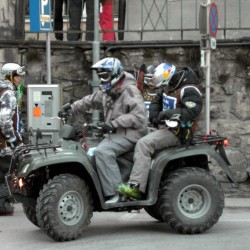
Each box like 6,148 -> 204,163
59,57 -> 148,204
0,63 -> 25,215
118,63 -> 203,199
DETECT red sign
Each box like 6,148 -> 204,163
209,2 -> 218,37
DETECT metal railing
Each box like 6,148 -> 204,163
24,0 -> 250,41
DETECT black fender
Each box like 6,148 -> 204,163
11,150 -> 106,205
147,143 -> 238,205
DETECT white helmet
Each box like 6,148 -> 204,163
152,63 -> 176,88
2,63 -> 26,80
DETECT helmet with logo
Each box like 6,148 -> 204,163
152,63 -> 176,89
91,57 -> 124,92
2,63 -> 25,81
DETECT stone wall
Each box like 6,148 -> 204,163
0,0 -> 16,39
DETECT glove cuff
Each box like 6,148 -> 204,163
110,120 -> 117,128
6,136 -> 17,143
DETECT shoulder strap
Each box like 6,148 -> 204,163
0,88 -> 8,98
0,88 -> 9,106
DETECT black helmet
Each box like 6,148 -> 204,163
168,67 -> 199,91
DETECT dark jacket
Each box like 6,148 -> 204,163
149,83 -> 202,127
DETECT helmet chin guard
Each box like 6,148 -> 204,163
100,83 -> 112,92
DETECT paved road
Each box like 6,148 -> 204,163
1,198 -> 250,250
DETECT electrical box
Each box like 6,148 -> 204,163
27,84 -> 61,143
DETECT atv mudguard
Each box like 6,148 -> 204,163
146,143 -> 237,205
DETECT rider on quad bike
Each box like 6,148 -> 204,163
118,63 -> 203,200
66,57 -> 148,204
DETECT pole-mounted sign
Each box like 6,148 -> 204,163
198,0 -> 218,135
29,0 -> 52,32
209,2 -> 218,38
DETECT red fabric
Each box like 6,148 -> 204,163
100,4 -> 116,41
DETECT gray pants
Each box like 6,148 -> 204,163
95,135 -> 135,197
129,128 -> 180,193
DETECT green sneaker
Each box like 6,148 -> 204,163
118,183 -> 142,200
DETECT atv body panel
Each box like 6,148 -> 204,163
6,135 -> 236,210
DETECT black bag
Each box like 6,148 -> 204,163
175,121 -> 193,146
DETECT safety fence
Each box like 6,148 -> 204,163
24,0 -> 250,41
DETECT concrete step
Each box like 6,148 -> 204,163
225,197 -> 250,208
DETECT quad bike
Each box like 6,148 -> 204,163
5,106 -> 237,242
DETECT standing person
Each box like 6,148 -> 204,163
53,0 -> 67,41
67,0 -> 94,41
66,57 -> 148,203
0,63 -> 25,215
100,0 -> 116,41
118,63 -> 203,199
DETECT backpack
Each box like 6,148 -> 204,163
181,67 -> 200,86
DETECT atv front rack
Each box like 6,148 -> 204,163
9,143 -> 61,173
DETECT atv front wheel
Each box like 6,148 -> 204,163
159,167 -> 224,234
144,204 -> 163,222
36,174 -> 93,241
22,203 -> 40,228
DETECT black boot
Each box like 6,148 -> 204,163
0,197 -> 14,215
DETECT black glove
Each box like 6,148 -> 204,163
158,110 -> 170,123
58,103 -> 72,118
58,110 -> 64,118
58,110 -> 70,119
151,117 -> 160,127
102,121 -> 115,134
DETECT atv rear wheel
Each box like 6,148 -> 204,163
159,167 -> 224,234
36,174 -> 93,241
22,203 -> 40,228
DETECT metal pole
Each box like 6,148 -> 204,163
205,0 -> 211,134
205,37 -> 210,134
91,0 -> 100,124
46,32 -> 52,84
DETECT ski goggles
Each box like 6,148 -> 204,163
144,73 -> 153,85
13,66 -> 26,76
97,71 -> 112,83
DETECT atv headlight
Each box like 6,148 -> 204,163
18,178 -> 24,189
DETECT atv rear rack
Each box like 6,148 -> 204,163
192,134 -> 228,145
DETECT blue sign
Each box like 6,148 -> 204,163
29,0 -> 52,32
